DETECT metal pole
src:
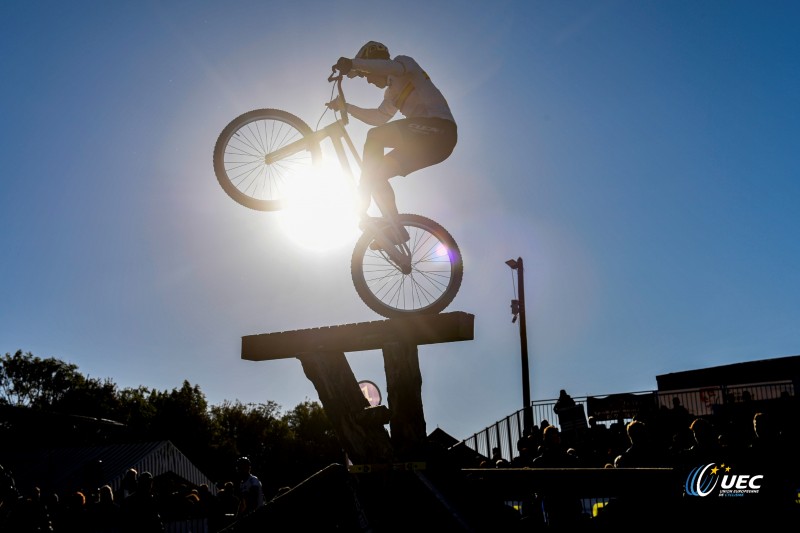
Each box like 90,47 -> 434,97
507,257 -> 533,433
516,257 -> 533,432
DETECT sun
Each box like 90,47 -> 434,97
277,161 -> 361,252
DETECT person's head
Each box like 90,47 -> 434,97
236,456 -> 252,476
138,472 -> 153,492
70,491 -> 86,508
354,41 -> 390,88
542,425 -> 560,447
99,485 -> 113,503
753,411 -> 776,439
123,468 -> 138,486
626,420 -> 647,444
689,418 -> 715,446
356,41 -> 390,61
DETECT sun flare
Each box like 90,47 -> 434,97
277,162 -> 361,252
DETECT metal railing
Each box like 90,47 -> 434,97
460,381 -> 795,464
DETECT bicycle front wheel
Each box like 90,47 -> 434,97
213,109 -> 322,211
351,214 -> 464,319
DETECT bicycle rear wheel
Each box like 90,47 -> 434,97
213,109 -> 321,211
351,214 -> 463,318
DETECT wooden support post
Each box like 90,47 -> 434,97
298,351 -> 393,466
383,341 -> 427,460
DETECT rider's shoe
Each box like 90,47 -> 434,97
360,217 -> 410,250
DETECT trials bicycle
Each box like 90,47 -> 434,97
212,69 -> 463,319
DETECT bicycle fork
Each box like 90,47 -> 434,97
370,232 -> 412,275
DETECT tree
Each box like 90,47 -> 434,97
283,400 -> 343,471
1,350 -> 346,493
0,350 -> 85,408
147,380 -> 216,471
116,385 -> 157,432
55,376 -> 122,420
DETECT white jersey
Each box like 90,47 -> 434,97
239,474 -> 265,510
348,55 -> 455,125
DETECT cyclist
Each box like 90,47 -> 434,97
327,41 -> 457,245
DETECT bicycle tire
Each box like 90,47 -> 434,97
351,214 -> 464,318
213,109 -> 322,211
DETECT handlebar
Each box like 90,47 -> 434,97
328,68 -> 349,125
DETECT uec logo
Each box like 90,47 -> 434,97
685,463 -> 763,497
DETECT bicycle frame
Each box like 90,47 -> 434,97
264,71 -> 412,272
264,91 -> 361,181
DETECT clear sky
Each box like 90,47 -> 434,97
2,1 -> 799,441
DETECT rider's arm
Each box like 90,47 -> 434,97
346,102 -> 395,126
351,57 -> 406,77
343,57 -> 407,125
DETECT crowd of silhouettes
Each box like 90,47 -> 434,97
3,391 -> 798,530
477,391 -> 799,526
482,393 -> 796,470
0,457 -> 267,532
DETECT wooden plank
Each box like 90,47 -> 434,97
242,311 -> 474,361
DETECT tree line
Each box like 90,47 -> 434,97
0,350 -> 343,496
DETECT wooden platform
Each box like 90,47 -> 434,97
241,311 -> 474,361
240,311 -> 475,466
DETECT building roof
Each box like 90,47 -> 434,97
656,354 -> 800,391
5,440 -> 215,496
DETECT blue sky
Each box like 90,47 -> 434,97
2,1 -> 799,440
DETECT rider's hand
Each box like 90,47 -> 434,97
326,96 -> 344,112
334,57 -> 353,75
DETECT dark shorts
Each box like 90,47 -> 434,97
381,117 -> 458,176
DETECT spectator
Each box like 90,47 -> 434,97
234,457 -> 265,517
554,389 -> 576,414
583,416 -> 612,467
490,447 -> 504,465
115,468 -> 138,503
676,418 -> 726,468
210,481 -> 239,532
512,427 -> 539,467
121,472 -> 164,533
89,484 -> 121,533
532,426 -> 579,468
614,420 -> 665,467
61,491 -> 90,532
531,426 -> 582,528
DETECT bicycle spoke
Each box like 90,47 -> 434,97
219,113 -> 316,205
357,221 -> 459,314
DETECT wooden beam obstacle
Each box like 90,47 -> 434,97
241,311 -> 475,466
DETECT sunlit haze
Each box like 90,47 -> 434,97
278,161 -> 361,252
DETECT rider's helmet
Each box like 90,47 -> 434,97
355,41 -> 390,60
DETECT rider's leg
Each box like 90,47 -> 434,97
359,124 -> 404,219
362,160 -> 410,246
366,160 -> 402,221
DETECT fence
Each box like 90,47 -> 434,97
460,381 -> 795,464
